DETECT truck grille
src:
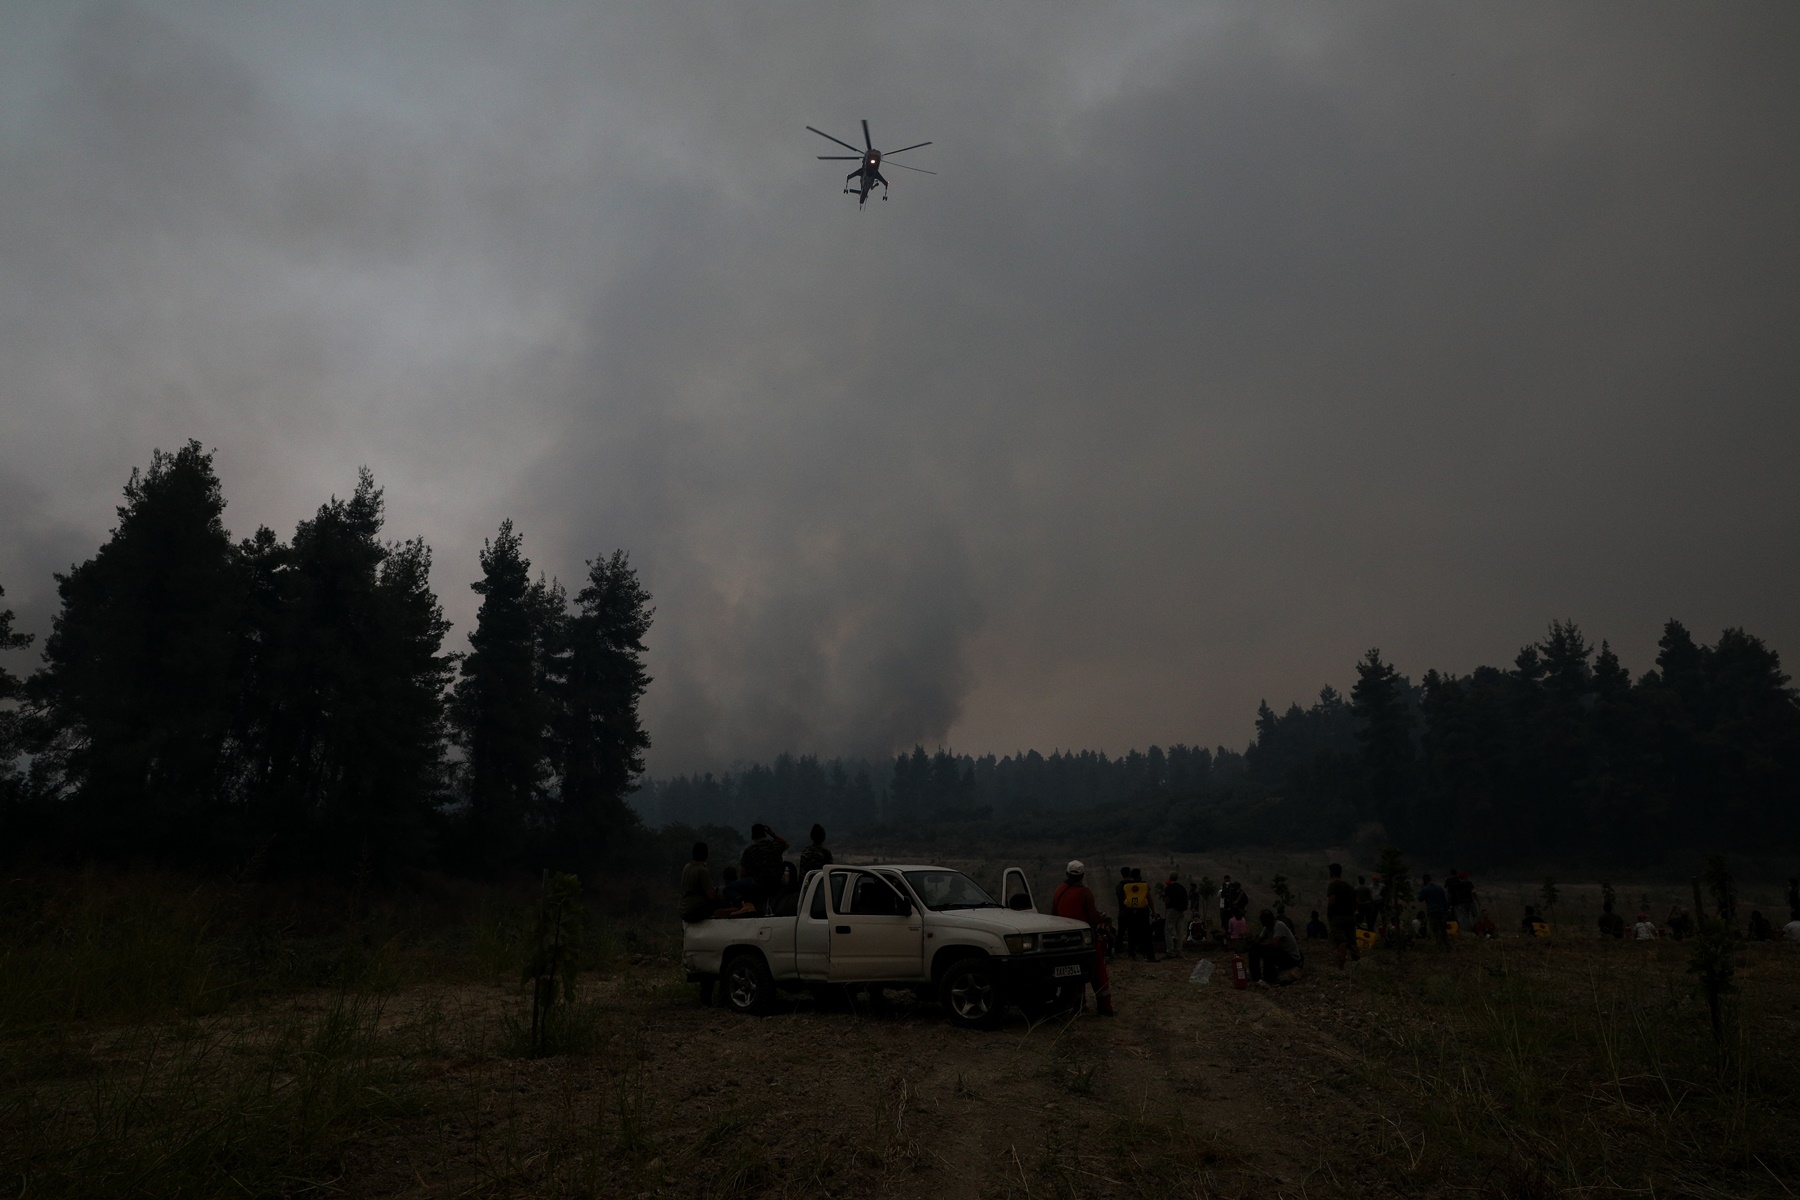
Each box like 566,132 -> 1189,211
1040,931 -> 1085,953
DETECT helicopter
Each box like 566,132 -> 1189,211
807,120 -> 934,207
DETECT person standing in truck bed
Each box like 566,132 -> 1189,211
1051,860 -> 1115,1016
797,824 -> 833,876
739,823 -> 789,912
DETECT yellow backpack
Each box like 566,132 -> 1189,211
1123,881 -> 1150,909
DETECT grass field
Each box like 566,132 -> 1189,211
3,860 -> 1796,1199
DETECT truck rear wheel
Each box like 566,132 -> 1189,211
723,952 -> 775,1016
940,956 -> 1004,1029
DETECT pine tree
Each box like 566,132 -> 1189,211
355,534 -> 455,857
1534,621 -> 1596,854
0,584 -> 36,803
453,521 -> 554,870
1580,641 -> 1656,858
1352,649 -> 1415,834
231,472 -> 454,870
548,549 -> 653,871
32,442 -> 243,857
1704,629 -> 1800,846
1375,845 -> 1413,937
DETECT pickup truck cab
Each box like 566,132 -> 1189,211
683,863 -> 1093,1028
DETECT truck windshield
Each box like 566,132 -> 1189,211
901,871 -> 1000,912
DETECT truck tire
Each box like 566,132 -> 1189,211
722,952 -> 775,1016
940,956 -> 1004,1029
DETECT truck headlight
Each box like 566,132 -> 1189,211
1081,928 -> 1094,947
1004,934 -> 1038,955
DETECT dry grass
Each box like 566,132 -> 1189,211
3,864 -> 1797,1199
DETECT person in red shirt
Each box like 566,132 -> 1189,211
1051,860 -> 1115,1017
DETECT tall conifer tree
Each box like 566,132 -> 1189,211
548,549 -> 653,870
453,520 -> 553,868
1351,648 -> 1415,835
32,441 -> 242,855
229,472 -> 453,869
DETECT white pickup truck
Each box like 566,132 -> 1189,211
682,863 -> 1094,1028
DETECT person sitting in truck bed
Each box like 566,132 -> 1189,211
739,824 -> 790,913
679,842 -> 719,924
714,866 -> 759,917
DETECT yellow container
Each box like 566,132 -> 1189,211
1530,921 -> 1551,939
1445,920 -> 1460,938
1355,927 -> 1378,951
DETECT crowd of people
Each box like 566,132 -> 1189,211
1604,876 -> 1800,943
1050,861 -> 1301,1003
678,837 -> 1800,1019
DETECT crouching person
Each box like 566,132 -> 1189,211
1249,909 -> 1303,986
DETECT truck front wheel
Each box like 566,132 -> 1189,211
940,956 -> 1004,1029
723,952 -> 775,1016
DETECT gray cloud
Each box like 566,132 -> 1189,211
3,1 -> 1797,770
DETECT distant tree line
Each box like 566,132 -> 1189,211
640,743 -> 1247,836
0,441 -> 654,877
643,623 -> 1800,865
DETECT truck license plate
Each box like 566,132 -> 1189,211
1053,964 -> 1081,978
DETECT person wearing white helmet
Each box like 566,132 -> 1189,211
1050,860 -> 1115,1016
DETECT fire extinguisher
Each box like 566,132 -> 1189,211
1232,953 -> 1248,990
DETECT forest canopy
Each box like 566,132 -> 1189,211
1,442 -> 653,877
3,442 -> 1796,874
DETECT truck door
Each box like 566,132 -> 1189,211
1001,867 -> 1036,913
794,874 -> 830,979
827,870 -> 924,983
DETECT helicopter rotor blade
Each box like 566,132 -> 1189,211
817,155 -> 861,160
886,162 -> 937,175
806,126 -> 864,154
862,119 -> 872,151
885,141 -> 933,156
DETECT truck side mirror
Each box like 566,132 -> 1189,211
1008,894 -> 1032,911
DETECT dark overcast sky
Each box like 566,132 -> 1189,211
3,1 -> 1798,772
